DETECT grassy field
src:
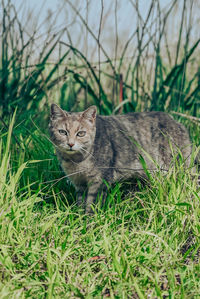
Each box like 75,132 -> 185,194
0,0 -> 200,298
0,110 -> 200,298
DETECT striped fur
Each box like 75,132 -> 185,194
49,104 -> 192,213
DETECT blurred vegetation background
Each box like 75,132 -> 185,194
0,0 -> 199,124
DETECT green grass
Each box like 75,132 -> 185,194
0,1 -> 200,297
0,114 -> 200,298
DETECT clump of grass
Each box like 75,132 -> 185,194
0,0 -> 70,124
60,0 -> 200,115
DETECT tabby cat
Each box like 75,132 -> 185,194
49,104 -> 192,213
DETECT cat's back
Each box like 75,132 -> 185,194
98,111 -> 173,126
91,110 -> 191,182
97,111 -> 185,135
96,111 -> 191,153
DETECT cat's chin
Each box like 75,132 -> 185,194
58,147 -> 79,155
65,150 -> 78,155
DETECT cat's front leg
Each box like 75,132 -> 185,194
76,187 -> 87,209
85,181 -> 102,214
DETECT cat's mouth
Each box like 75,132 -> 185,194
66,148 -> 78,154
58,146 -> 78,154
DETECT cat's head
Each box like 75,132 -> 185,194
49,104 -> 97,155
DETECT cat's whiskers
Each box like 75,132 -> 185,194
80,146 -> 97,161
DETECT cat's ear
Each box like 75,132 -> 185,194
82,106 -> 97,123
51,104 -> 66,119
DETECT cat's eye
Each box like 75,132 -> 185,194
77,131 -> 86,137
58,129 -> 67,135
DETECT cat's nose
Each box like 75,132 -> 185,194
68,143 -> 74,148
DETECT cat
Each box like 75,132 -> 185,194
49,104 -> 192,213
